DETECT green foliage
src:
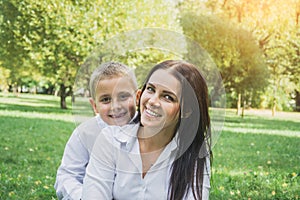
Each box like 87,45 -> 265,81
1,0 -> 299,111
180,12 -> 268,108
178,0 -> 300,111
0,67 -> 10,91
0,0 -> 181,108
74,28 -> 187,96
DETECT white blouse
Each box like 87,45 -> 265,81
82,123 -> 210,200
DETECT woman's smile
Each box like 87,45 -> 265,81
144,106 -> 162,118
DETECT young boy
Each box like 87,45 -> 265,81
54,62 -> 138,200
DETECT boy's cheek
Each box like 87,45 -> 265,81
126,99 -> 137,117
96,104 -> 110,114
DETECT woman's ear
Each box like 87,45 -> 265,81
89,98 -> 98,115
135,89 -> 142,107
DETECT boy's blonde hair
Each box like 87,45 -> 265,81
89,62 -> 137,100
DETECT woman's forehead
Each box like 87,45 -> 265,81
148,69 -> 181,96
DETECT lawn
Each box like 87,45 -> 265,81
211,110 -> 300,199
0,93 -> 299,199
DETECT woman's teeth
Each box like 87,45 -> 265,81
146,109 -> 160,117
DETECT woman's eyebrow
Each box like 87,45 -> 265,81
148,82 -> 177,97
147,82 -> 156,88
164,90 -> 177,96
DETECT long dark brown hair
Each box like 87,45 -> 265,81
138,60 -> 211,199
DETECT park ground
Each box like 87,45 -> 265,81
0,93 -> 299,199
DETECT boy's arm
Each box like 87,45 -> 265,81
54,129 -> 89,200
82,127 -> 116,199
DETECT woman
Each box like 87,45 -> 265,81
82,60 -> 212,199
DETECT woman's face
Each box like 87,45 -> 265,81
140,69 -> 181,132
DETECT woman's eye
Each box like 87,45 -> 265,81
146,86 -> 155,92
164,95 -> 174,102
99,97 -> 111,104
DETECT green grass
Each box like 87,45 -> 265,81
0,93 -> 76,199
0,93 -> 299,199
211,110 -> 300,200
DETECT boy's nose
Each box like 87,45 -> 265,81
111,99 -> 122,110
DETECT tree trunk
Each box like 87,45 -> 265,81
295,90 -> 300,112
60,84 -> 67,109
241,99 -> 247,118
272,83 -> 277,116
272,97 -> 276,116
32,86 -> 37,94
54,89 -> 59,96
236,93 -> 241,115
13,85 -> 19,97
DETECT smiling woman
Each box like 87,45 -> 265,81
82,60 -> 212,200
139,69 -> 181,136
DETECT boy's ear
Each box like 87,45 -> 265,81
135,89 -> 142,106
89,98 -> 98,114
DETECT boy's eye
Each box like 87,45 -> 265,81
118,92 -> 131,101
99,97 -> 111,104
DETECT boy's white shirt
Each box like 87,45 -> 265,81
54,113 -> 137,200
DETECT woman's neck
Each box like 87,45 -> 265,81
137,125 -> 176,153
138,125 -> 177,178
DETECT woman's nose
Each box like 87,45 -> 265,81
148,94 -> 160,107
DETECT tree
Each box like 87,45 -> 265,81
179,12 -> 268,112
283,28 -> 300,111
181,0 -> 300,113
0,0 -> 181,108
0,66 -> 10,92
0,0 -> 32,92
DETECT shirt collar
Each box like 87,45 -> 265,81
111,122 -> 179,155
112,123 -> 139,145
95,114 -> 108,127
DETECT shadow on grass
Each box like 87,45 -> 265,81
17,96 -> 62,104
225,114 -> 300,132
0,102 -> 72,114
214,130 -> 300,172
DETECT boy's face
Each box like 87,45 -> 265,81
90,76 -> 137,126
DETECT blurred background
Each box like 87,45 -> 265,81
0,0 -> 299,199
0,0 -> 299,114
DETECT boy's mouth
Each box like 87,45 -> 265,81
109,112 -> 127,119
